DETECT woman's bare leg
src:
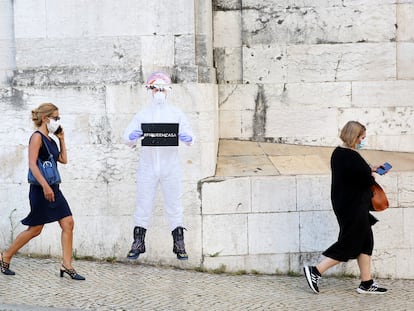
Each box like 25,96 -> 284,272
58,216 -> 74,269
2,225 -> 44,263
316,257 -> 340,274
357,253 -> 372,281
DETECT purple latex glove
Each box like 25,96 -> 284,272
179,133 -> 192,143
129,130 -> 143,140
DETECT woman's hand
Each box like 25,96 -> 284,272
370,165 -> 380,172
55,127 -> 64,140
43,185 -> 55,202
56,128 -> 68,164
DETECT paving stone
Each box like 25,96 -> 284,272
0,256 -> 413,311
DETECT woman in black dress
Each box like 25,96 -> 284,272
0,103 -> 85,280
304,121 -> 386,294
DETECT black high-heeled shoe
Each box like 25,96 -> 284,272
0,253 -> 15,275
60,264 -> 85,280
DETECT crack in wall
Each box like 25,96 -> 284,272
334,54 -> 343,81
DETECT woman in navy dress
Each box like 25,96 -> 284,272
0,103 -> 85,280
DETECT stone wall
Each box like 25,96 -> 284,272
0,0 -> 413,277
0,0 -> 15,85
200,171 -> 414,278
0,0 -> 218,267
214,0 -> 414,152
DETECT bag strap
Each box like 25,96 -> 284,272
34,130 -> 53,158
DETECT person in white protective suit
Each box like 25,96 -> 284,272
123,71 -> 193,260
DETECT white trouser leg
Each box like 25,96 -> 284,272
133,176 -> 159,229
160,173 -> 183,231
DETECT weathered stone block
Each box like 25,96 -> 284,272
105,84 -> 147,114
338,107 -> 414,137
202,177 -> 251,215
175,34 -> 196,67
266,108 -> 338,137
251,176 -> 296,212
203,214 -> 248,256
215,47 -> 243,83
0,145 -> 27,183
141,36 -> 175,67
213,11 -> 242,48
15,0 -> 194,38
299,210 -> 338,252
402,207 -> 414,250
13,0 -> 46,38
213,0 -> 241,11
0,183 -> 29,245
193,111 -> 217,142
394,248 -> 414,279
352,81 -> 414,108
372,207 -> 405,251
203,255 -> 246,272
199,141 -> 219,177
399,173 -> 414,207
243,45 -> 286,84
13,66 -> 143,86
283,82 -> 351,108
287,43 -> 396,82
242,5 -> 396,46
16,37 -> 142,68
248,212 -> 300,253
218,84 -> 258,110
397,42 -> 414,79
296,175 -> 331,212
397,4 -> 414,41
245,253 -> 291,274
374,134 -> 414,153
219,109 -> 242,138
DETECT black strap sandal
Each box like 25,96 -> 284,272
0,253 -> 15,275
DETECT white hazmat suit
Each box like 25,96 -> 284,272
124,90 -> 193,232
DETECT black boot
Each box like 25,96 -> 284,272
172,227 -> 188,260
127,226 -> 146,260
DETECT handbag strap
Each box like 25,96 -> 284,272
35,131 -> 53,159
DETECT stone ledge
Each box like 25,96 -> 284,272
216,139 -> 414,177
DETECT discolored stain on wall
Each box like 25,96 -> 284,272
252,84 -> 267,141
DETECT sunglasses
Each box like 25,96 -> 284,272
48,116 -> 61,121
149,86 -> 166,91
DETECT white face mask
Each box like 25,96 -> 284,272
153,91 -> 167,105
47,118 -> 61,134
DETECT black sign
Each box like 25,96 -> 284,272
141,123 -> 179,146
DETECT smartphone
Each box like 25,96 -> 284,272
376,162 -> 392,175
54,126 -> 63,135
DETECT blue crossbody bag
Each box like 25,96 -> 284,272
27,134 -> 61,186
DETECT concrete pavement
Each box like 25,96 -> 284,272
1,255 -> 413,311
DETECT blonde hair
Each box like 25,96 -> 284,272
340,121 -> 366,148
31,103 -> 58,127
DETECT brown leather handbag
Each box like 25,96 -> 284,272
370,181 -> 389,211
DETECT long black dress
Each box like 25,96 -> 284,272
21,131 -> 72,226
322,146 -> 377,261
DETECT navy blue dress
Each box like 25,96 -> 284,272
21,131 -> 72,226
